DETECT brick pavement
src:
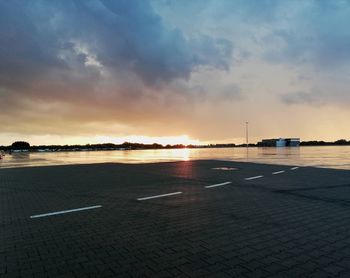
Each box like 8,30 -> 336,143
1,160 -> 350,277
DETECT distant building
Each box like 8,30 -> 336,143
258,138 -> 300,147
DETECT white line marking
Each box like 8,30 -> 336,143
30,205 -> 102,219
245,175 -> 263,181
137,191 -> 182,201
211,167 -> 237,171
272,170 -> 285,175
205,181 -> 232,188
290,167 -> 299,170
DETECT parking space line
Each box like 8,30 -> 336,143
245,175 -> 263,180
137,191 -> 182,201
205,181 -> 232,188
211,167 -> 237,171
290,167 -> 299,170
272,170 -> 285,175
30,205 -> 102,219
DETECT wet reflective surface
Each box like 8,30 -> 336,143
1,146 -> 349,170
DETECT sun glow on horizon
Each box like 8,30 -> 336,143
95,135 -> 201,146
0,133 -> 202,146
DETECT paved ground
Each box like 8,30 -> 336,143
1,160 -> 350,277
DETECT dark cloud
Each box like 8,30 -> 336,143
281,91 -> 320,106
155,0 -> 350,68
0,0 -> 234,137
0,0 -> 233,91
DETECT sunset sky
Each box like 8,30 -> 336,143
1,0 -> 350,145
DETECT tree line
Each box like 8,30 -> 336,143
0,141 -> 236,151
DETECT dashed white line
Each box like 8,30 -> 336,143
272,170 -> 285,175
30,205 -> 102,219
245,175 -> 264,181
137,191 -> 182,201
290,167 -> 299,170
205,181 -> 232,188
211,167 -> 237,171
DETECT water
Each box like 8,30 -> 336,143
1,146 -> 350,170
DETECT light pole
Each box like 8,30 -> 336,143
246,122 -> 249,148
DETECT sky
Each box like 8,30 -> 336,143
1,0 -> 350,145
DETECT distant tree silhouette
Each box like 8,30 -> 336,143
335,139 -> 348,145
11,141 -> 30,149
